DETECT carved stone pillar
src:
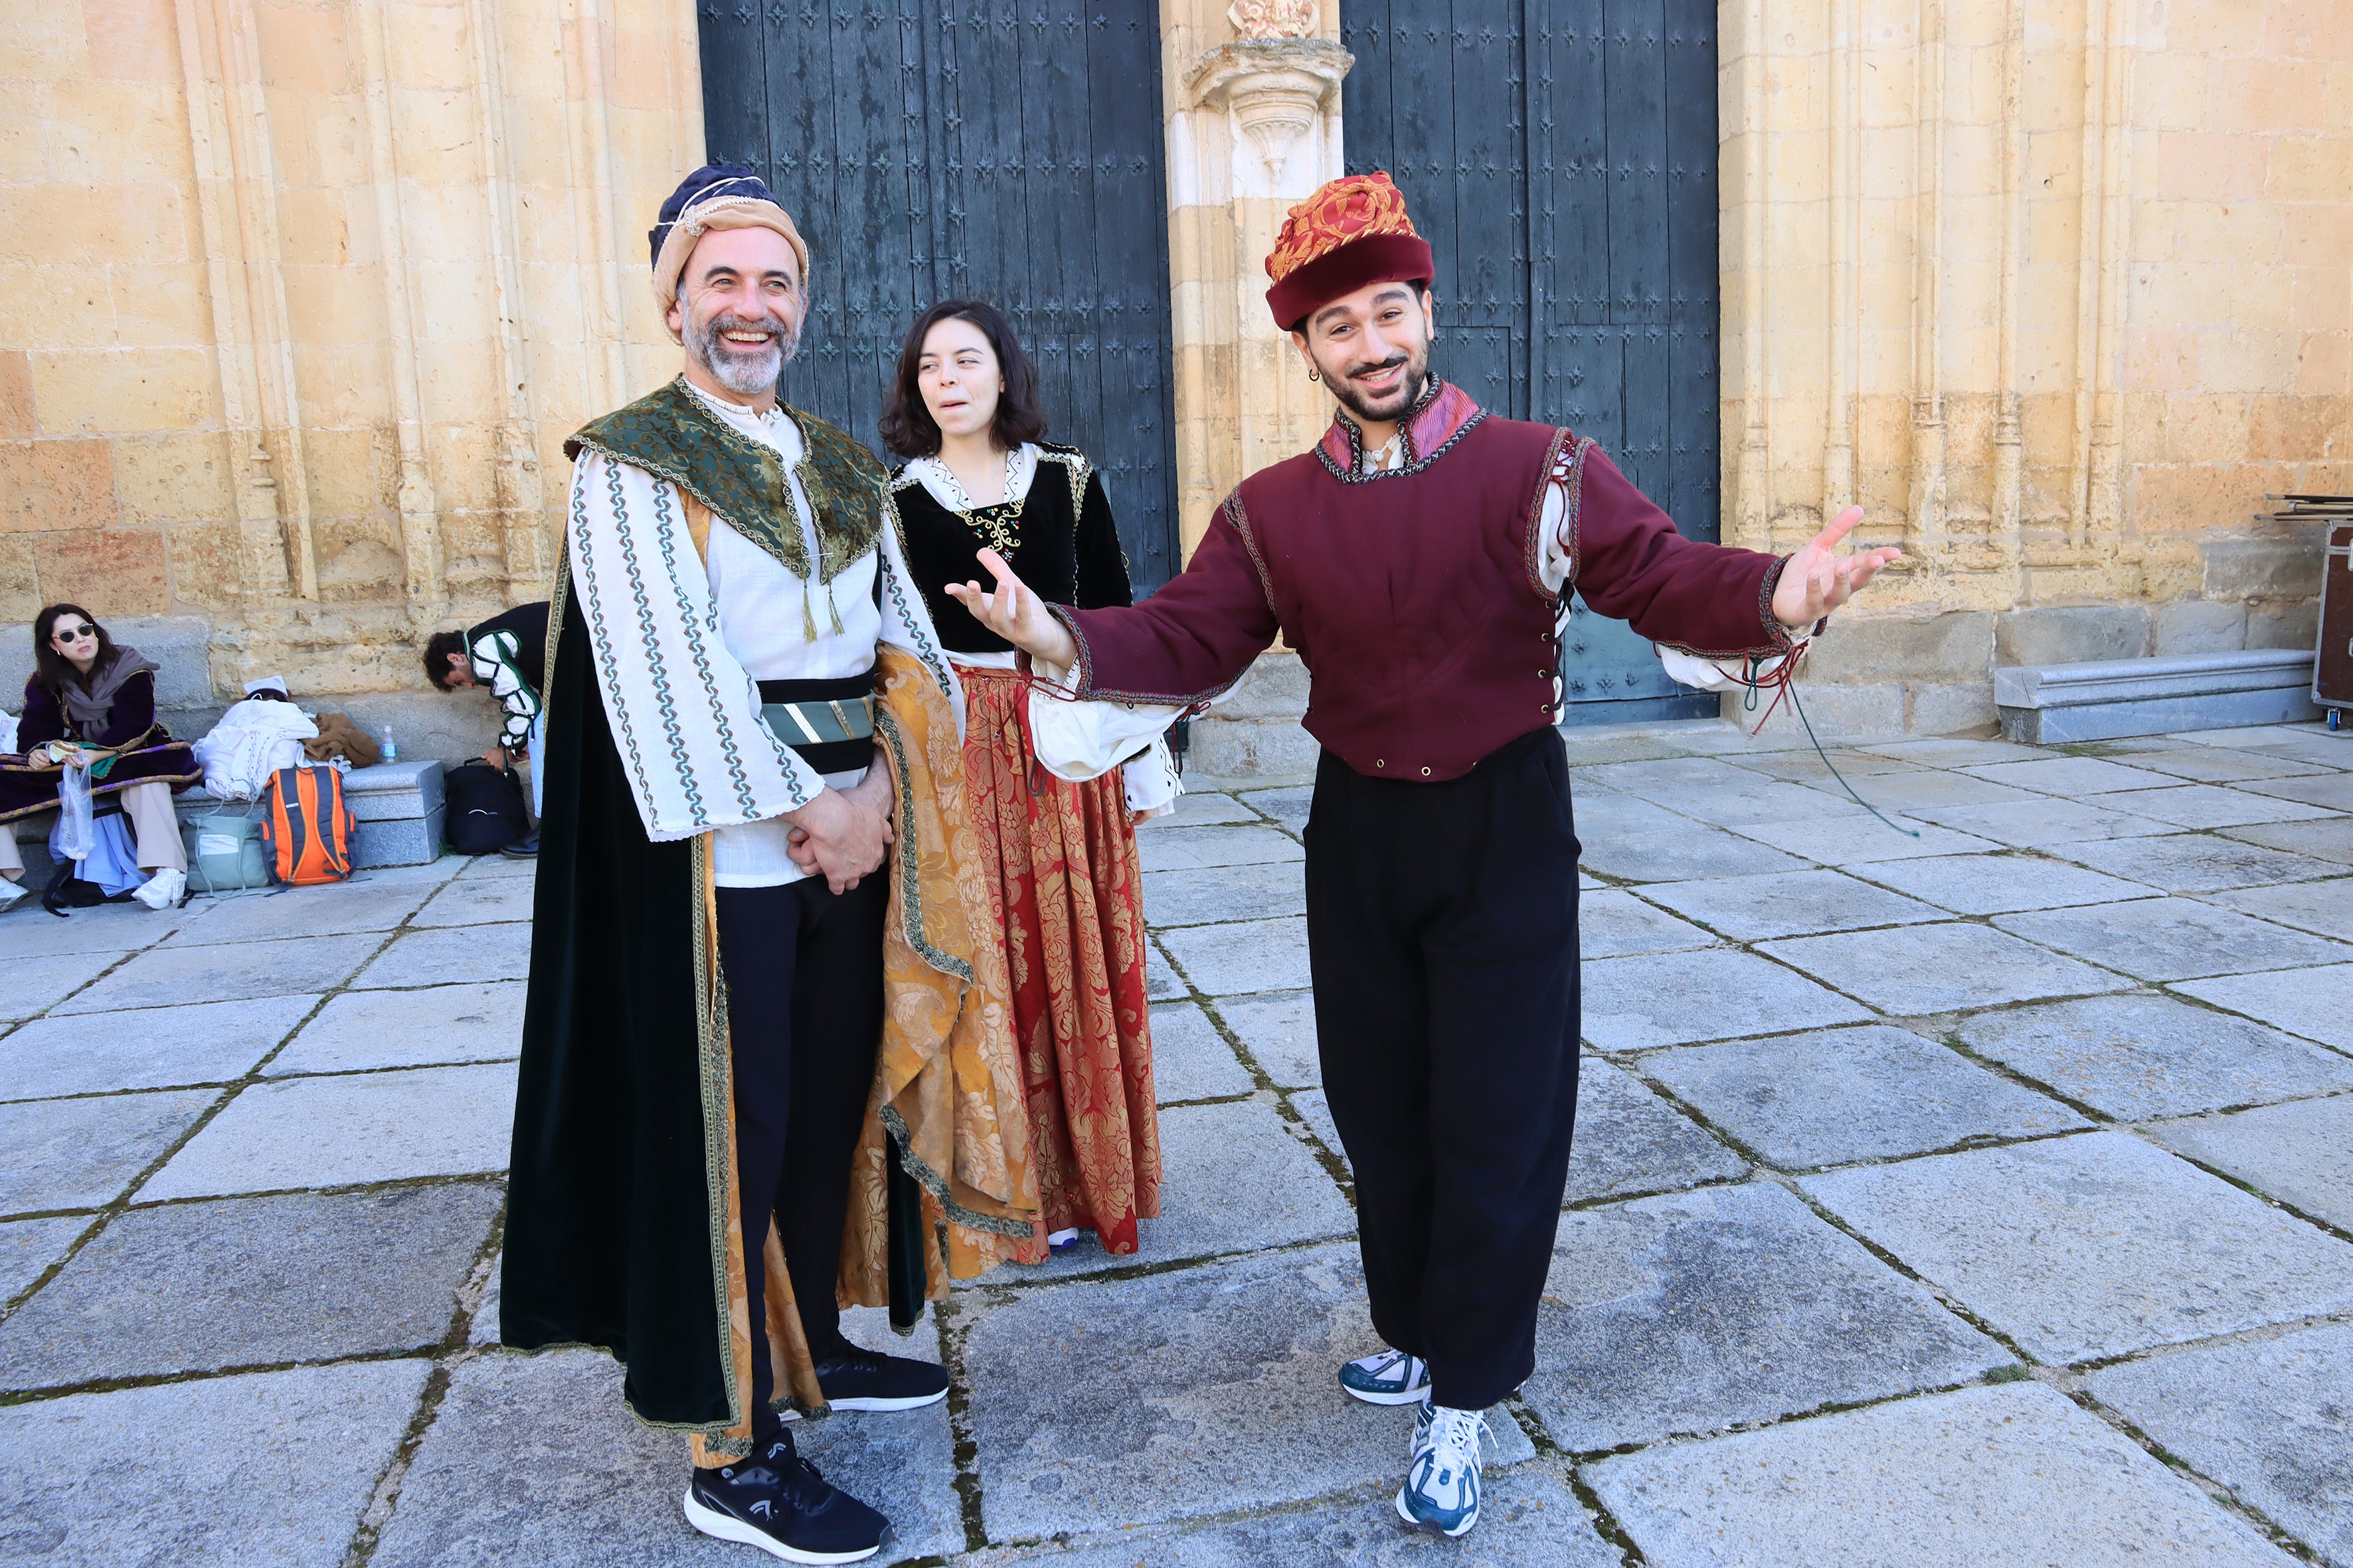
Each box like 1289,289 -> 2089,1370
1163,2 -> 1350,553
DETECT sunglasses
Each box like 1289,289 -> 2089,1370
53,625 -> 97,642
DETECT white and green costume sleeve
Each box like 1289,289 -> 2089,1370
467,629 -> 543,751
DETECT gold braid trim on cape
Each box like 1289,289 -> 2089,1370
685,644 -> 1032,1466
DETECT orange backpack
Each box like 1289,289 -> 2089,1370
262,764 -> 357,885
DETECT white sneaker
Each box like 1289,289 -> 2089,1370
1338,1348 -> 1432,1406
0,878 -> 24,908
1396,1404 -> 1492,1537
132,867 -> 185,910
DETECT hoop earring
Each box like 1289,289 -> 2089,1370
1308,367 -> 1320,383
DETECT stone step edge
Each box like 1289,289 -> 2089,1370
1994,648 -> 2316,709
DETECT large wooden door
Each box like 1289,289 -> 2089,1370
697,3 -> 1181,591
1342,1 -> 1720,722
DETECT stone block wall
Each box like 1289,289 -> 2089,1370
0,0 -> 703,701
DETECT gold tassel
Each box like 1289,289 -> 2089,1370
826,576 -> 843,635
801,578 -> 819,642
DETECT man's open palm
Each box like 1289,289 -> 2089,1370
1771,507 -> 1902,630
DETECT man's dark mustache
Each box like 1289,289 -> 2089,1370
1349,354 -> 1410,383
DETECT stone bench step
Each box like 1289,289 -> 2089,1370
1996,649 -> 2320,743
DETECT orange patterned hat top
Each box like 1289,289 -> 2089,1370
1264,171 -> 1435,329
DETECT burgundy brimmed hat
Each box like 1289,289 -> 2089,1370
1264,171 -> 1434,331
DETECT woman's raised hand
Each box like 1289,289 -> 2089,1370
1770,506 -> 1903,630
944,548 -> 1081,669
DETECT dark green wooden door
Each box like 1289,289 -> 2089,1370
697,1 -> 1181,591
1342,0 -> 1720,722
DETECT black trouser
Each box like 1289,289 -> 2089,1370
715,873 -> 887,1440
1304,726 -> 1582,1413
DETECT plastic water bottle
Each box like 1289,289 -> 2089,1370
381,726 -> 398,763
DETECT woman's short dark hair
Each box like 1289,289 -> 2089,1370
31,603 -> 119,700
423,630 -> 468,691
877,300 -> 1049,458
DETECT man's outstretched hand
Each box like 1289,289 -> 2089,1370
1771,506 -> 1903,631
944,549 -> 1081,670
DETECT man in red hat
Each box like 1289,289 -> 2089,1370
952,171 -> 1899,1538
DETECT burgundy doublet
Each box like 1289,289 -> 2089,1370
1055,382 -> 1792,781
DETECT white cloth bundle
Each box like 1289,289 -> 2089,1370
194,697 -> 319,801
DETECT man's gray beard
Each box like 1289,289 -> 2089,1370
688,311 -> 798,394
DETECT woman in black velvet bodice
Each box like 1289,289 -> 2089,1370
877,298 -> 1166,1266
891,442 -> 1134,652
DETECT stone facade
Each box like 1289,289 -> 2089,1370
1,0 -> 2345,756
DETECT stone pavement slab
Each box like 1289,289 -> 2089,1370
1585,1381 -> 2298,1568
1860,737 -> 2046,766
1954,994 -> 2353,1118
1149,1001 -> 1253,1103
1962,756 -> 2184,795
0,1215 -> 85,1304
2087,1322 -> 2353,1568
0,897 -> 195,956
1576,826 -> 1812,883
1717,813 -> 1997,865
1522,1181 -> 2002,1452
1582,948 -> 1872,1051
1578,889 -> 1719,957
2224,818 -> 2353,865
1289,1086 -> 1342,1160
0,1184 -> 499,1389
2124,746 -> 2334,783
1642,1025 -> 2088,1168
1158,791 -> 1261,826
957,1241 -> 1535,1542
454,851 -> 536,878
1818,770 -> 2037,812
1638,781 -> 1872,829
1565,1059 -> 1747,1203
0,1089 -> 213,1215
1579,756 -> 1772,799
1637,869 -> 1946,941
370,1347 -> 963,1568
2096,784 -> 2336,829
1137,824 -> 1304,873
2146,1096 -> 2353,1230
1802,1131 -> 2353,1363
1995,897 -> 2352,982
408,873 -> 538,926
0,949 -> 122,1021
979,1462 -> 1616,1567
1850,851 -> 2152,915
53,932 -> 383,1014
1142,861 -> 1305,926
1156,916 -> 1310,996
266,981 -> 526,1076
1212,990 -> 1317,1087
1571,788 -> 1702,839
2235,772 -> 2353,811
165,879 -> 437,945
350,921 -> 531,990
1761,922 -> 2128,1014
1723,748 -> 1927,782
1903,796 -> 2174,847
1235,784 -> 1310,832
980,1098 -> 1351,1281
1145,938 -> 1183,1000
0,1360 -> 430,1568
2,994 -> 317,1098
142,1061 -> 517,1199
2208,877 -> 2353,941
2176,964 -> 2353,1051
2053,831 -> 2347,892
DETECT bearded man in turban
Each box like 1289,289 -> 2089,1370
954,171 -> 1900,1539
503,165 -> 1038,1564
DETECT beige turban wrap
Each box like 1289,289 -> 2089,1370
651,191 -> 810,344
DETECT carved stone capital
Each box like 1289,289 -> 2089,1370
1184,37 -> 1352,183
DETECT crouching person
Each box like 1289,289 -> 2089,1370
501,165 -> 1037,1565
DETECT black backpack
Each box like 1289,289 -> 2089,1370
444,760 -> 529,854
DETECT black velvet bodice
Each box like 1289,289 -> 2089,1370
888,443 -> 1134,654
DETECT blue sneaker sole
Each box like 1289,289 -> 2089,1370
1342,1378 -> 1431,1406
1395,1484 -> 1478,1538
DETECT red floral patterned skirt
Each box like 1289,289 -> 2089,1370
956,663 -> 1160,1260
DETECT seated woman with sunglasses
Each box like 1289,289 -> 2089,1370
1,604 -> 204,911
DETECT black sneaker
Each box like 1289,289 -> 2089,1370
683,1432 -> 888,1564
499,831 -> 539,859
812,1342 -> 950,1412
